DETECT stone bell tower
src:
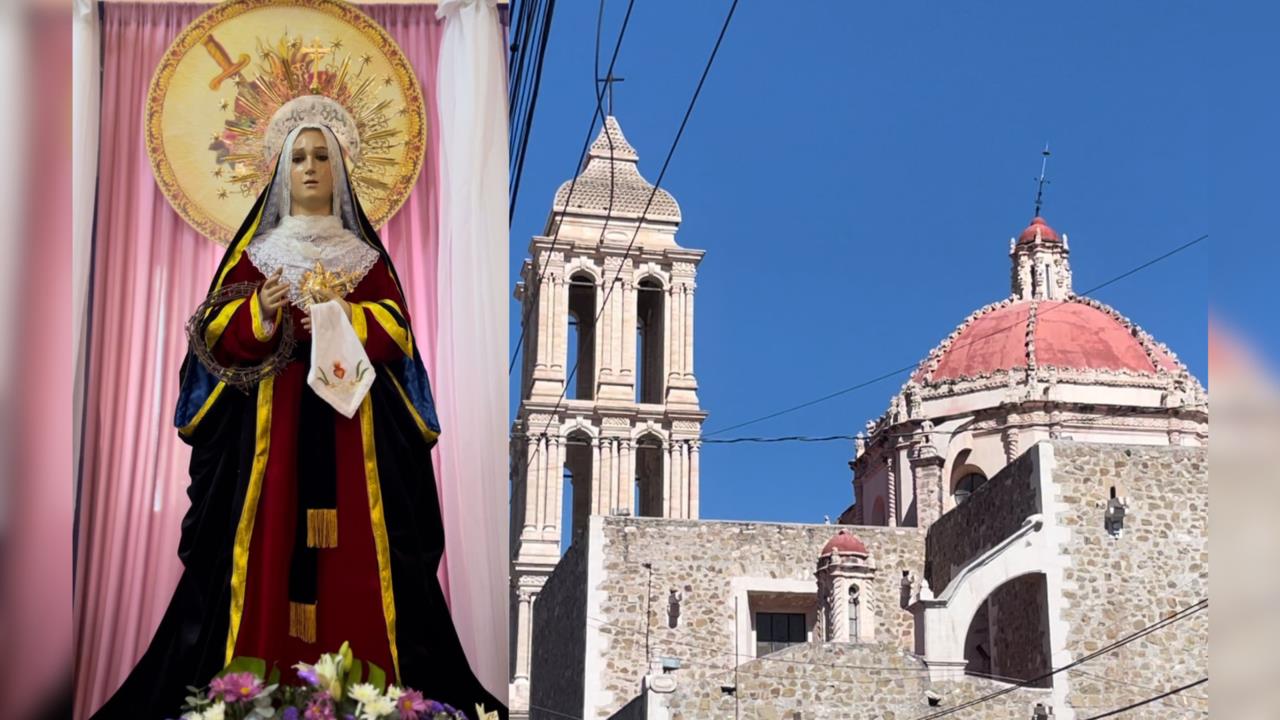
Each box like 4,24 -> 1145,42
508,116 -> 707,717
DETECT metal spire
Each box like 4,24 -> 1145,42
1033,144 -> 1051,217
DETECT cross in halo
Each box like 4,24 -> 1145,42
595,70 -> 625,117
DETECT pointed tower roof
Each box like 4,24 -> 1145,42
552,116 -> 682,223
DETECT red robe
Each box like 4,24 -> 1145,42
210,252 -> 411,682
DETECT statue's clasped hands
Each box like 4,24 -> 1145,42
257,268 -> 352,334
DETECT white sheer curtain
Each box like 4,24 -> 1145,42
435,0 -> 509,699
73,0 -> 99,502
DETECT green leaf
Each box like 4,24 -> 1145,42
365,661 -> 386,691
220,656 -> 267,679
267,666 -> 281,685
345,658 -> 363,688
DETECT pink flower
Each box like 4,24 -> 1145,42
395,690 -> 429,720
304,695 -> 336,720
207,672 -> 263,703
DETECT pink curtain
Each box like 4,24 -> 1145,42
74,4 -> 483,717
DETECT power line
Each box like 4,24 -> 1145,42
527,704 -> 582,720
1067,668 -> 1208,705
703,233 -> 1210,438
1079,677 -> 1208,719
513,402 -> 1208,449
534,0 -> 741,440
911,599 -> 1207,719
509,0 -> 556,221
509,0 -> 638,375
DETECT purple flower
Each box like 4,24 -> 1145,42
296,667 -> 321,687
303,696 -> 335,717
207,672 -> 264,703
394,689 -> 429,719
283,708 -> 300,720
304,696 -> 336,720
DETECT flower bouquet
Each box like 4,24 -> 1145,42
174,642 -> 497,720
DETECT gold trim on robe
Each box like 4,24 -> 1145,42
205,298 -> 246,348
225,375 -> 274,665
359,395 -> 401,683
386,372 -> 439,444
178,381 -> 227,439
357,300 -> 414,357
351,302 -> 369,345
249,290 -> 281,342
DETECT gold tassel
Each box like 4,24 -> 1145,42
289,601 -> 317,643
307,509 -> 339,548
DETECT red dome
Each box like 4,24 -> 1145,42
924,300 -> 1179,383
1018,216 -> 1060,244
821,530 -> 867,556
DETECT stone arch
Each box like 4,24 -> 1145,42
634,432 -> 665,517
636,275 -> 665,404
560,417 -> 599,440
631,262 -> 671,287
962,572 -> 1052,686
917,514 -> 1058,683
564,257 -> 602,282
567,270 -> 598,400
950,449 -> 989,505
562,428 -> 594,551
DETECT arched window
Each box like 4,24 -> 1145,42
562,430 -> 593,552
567,272 -> 597,400
848,584 -> 861,640
953,472 -> 987,505
635,434 -> 664,517
636,278 -> 665,404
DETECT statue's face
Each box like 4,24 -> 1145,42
289,129 -> 334,215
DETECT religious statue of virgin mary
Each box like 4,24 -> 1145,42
92,98 -> 505,719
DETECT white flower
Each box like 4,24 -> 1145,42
383,686 -> 404,702
201,702 -> 227,720
360,696 -> 395,720
348,682 -> 381,705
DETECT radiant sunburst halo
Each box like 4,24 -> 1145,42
146,0 -> 427,245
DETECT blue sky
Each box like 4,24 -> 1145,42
510,1 -> 1227,525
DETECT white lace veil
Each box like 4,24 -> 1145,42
255,123 -> 361,240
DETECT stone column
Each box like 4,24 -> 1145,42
513,587 -> 534,682
830,573 -> 849,642
618,438 -> 633,514
886,457 -> 898,528
621,277 -> 635,385
689,440 -> 701,519
591,435 -> 602,510
684,285 -> 695,380
552,274 -> 568,375
665,438 -> 675,515
910,440 -> 946,529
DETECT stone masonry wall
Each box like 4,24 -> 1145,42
926,448 -> 1041,592
988,572 -> 1051,686
585,517 -> 924,720
1050,442 -> 1208,718
529,541 -> 588,720
660,642 -> 1047,720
